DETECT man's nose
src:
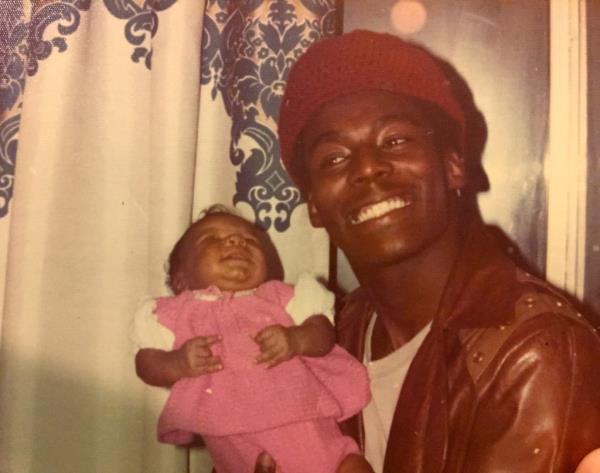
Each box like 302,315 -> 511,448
349,146 -> 392,184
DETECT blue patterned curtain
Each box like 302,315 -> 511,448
191,0 -> 339,289
0,0 -> 181,219
199,0 -> 338,231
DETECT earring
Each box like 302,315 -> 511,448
455,188 -> 462,198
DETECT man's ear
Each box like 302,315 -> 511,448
170,272 -> 189,294
307,193 -> 324,228
444,150 -> 467,191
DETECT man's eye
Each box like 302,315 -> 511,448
323,153 -> 347,167
310,145 -> 350,171
382,136 -> 408,150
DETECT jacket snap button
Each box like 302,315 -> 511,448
472,352 -> 484,363
525,297 -> 535,307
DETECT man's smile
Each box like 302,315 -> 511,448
349,195 -> 412,225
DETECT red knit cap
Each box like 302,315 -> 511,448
278,30 -> 465,188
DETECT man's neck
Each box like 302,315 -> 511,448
355,219 -> 464,351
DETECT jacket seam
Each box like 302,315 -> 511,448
556,326 -> 576,470
457,316 -> 575,472
454,392 -> 479,472
469,309 -> 577,392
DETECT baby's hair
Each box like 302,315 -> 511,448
198,203 -> 242,219
165,205 -> 258,292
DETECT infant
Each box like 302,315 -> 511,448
132,206 -> 372,473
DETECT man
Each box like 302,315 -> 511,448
269,30 -> 600,472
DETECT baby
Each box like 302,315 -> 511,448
132,206 -> 373,473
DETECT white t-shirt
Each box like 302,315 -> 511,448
362,315 -> 431,473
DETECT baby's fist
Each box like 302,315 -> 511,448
254,325 -> 300,368
177,335 -> 223,377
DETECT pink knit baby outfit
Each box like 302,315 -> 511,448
154,280 -> 370,473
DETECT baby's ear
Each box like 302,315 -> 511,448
170,272 -> 189,294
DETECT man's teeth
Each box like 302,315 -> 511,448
351,197 -> 410,225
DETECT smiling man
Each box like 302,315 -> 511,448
272,30 -> 600,473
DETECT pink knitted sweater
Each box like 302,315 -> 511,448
155,280 -> 370,444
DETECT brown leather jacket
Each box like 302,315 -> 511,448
337,220 -> 600,472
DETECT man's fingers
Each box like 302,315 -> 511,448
254,452 -> 276,473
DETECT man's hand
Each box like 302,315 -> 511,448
254,324 -> 300,368
575,449 -> 600,473
253,452 -> 276,473
176,335 -> 223,377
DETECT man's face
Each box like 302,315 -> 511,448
301,90 -> 465,274
175,214 -> 268,293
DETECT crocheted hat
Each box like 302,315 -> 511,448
278,29 -> 465,188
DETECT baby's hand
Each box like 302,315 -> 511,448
177,335 -> 223,377
254,324 -> 300,368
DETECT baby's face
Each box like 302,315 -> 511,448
176,214 -> 268,292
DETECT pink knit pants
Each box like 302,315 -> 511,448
203,417 -> 359,473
